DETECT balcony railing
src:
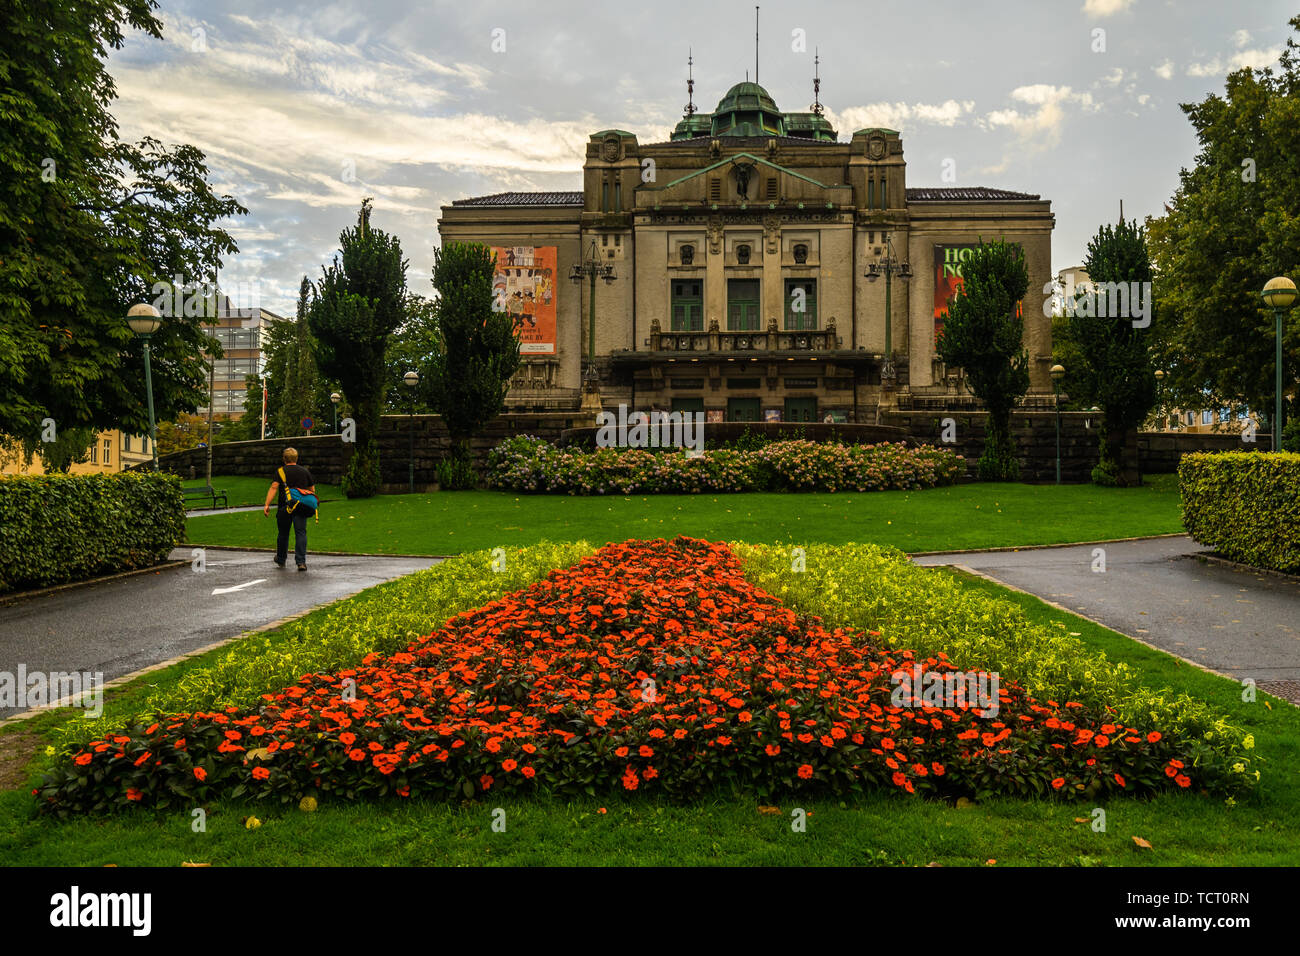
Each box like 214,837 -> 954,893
648,317 -> 841,353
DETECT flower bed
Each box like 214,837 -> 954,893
735,542 -> 1257,794
485,436 -> 962,495
37,537 -> 1221,815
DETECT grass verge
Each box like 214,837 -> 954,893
184,476 -> 1183,555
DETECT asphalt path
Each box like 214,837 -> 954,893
913,536 -> 1300,685
0,549 -> 439,719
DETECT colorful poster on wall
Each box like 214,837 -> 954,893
490,246 -> 557,355
933,243 -> 1023,346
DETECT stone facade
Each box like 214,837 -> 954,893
438,78 -> 1055,423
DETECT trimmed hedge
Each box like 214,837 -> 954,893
487,436 -> 963,495
1179,451 -> 1300,573
0,472 -> 185,593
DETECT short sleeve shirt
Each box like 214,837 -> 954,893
274,463 -> 315,508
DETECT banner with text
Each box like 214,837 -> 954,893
491,246 -> 557,355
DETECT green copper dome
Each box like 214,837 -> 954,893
711,81 -> 785,137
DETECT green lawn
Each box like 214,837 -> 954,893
183,475 -> 1184,555
3,552 -> 1294,866
182,475 -> 342,510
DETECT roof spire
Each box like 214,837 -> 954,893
812,48 -> 823,115
685,48 -> 696,116
755,6 -> 760,85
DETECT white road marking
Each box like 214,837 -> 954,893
212,578 -> 266,595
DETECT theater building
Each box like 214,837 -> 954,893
438,77 -> 1055,422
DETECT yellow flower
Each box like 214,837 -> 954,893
44,745 -> 55,757
299,796 -> 318,813
245,816 -> 261,830
1243,734 -> 1255,750
1232,762 -> 1244,773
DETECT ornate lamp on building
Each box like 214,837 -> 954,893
126,303 -> 163,471
1261,276 -> 1297,452
330,391 -> 341,433
864,232 -> 912,387
569,238 -> 617,415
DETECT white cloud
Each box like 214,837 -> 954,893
1187,46 -> 1282,77
1233,29 -> 1252,48
831,99 -> 975,132
1082,0 -> 1136,16
1152,59 -> 1174,80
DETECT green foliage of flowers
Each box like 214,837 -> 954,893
733,541 -> 1257,794
0,472 -> 184,593
55,540 -> 595,749
1179,451 -> 1300,573
486,436 -> 962,495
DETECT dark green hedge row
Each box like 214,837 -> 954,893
0,472 -> 186,593
1179,451 -> 1300,573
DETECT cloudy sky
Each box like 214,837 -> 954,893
106,0 -> 1296,315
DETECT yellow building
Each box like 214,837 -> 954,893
0,430 -> 153,476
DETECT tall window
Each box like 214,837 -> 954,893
672,280 -> 703,331
102,438 -> 111,466
785,280 -> 818,330
727,279 -> 760,331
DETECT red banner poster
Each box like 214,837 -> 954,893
490,246 -> 557,355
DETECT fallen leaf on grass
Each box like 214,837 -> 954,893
181,862 -> 211,867
1132,836 -> 1152,849
1074,817 -> 1089,823
758,806 -> 781,815
955,797 -> 976,809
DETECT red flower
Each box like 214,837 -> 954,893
252,767 -> 270,780
1051,777 -> 1065,789
1114,773 -> 1126,788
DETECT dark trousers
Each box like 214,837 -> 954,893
275,507 -> 309,566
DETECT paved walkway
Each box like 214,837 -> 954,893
0,549 -> 439,719
913,536 -> 1300,694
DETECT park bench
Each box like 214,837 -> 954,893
183,485 -> 228,510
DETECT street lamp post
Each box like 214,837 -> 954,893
1154,369 -> 1166,430
864,232 -> 913,387
330,392 -> 341,433
1050,364 -> 1065,485
126,304 -> 163,471
1262,276 -> 1297,452
569,238 -> 617,415
403,371 -> 419,492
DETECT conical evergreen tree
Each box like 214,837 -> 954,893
308,199 -> 408,497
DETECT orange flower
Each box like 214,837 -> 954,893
252,767 -> 270,780
1051,777 -> 1065,789
502,758 -> 518,772
797,764 -> 814,779
765,744 -> 781,756
193,767 -> 207,782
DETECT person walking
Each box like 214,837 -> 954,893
263,447 -> 317,571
